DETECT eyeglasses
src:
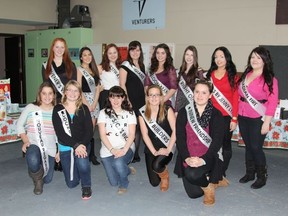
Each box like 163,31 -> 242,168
148,94 -> 161,98
66,89 -> 79,93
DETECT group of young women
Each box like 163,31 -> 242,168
17,38 -> 278,206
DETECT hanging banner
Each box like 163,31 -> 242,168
123,0 -> 166,30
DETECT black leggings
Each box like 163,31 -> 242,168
145,152 -> 173,187
222,116 -> 233,176
182,165 -> 210,199
238,115 -> 267,166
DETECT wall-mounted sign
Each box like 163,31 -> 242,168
123,0 -> 166,30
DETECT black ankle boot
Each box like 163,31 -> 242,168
239,160 -> 255,183
251,165 -> 267,189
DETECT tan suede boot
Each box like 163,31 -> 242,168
201,183 -> 215,206
214,176 -> 230,189
157,167 -> 169,192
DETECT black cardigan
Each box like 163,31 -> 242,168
52,104 -> 93,150
174,106 -> 224,180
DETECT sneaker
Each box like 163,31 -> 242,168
117,188 -> 127,195
82,187 -> 92,200
129,166 -> 137,175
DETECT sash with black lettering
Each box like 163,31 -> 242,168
122,61 -> 145,84
139,106 -> 175,154
185,104 -> 223,161
240,79 -> 266,117
78,67 -> 96,95
32,111 -> 49,177
211,78 -> 232,117
57,108 -> 74,181
43,62 -> 64,95
110,63 -> 120,80
149,73 -> 175,107
178,76 -> 194,103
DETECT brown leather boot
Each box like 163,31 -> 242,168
29,167 -> 44,195
201,183 -> 215,206
157,167 -> 169,192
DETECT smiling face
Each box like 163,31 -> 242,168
147,87 -> 162,106
81,49 -> 92,65
109,94 -> 124,110
53,40 -> 65,58
156,48 -> 167,64
250,52 -> 264,72
107,46 -> 118,63
129,46 -> 141,61
214,50 -> 227,70
184,49 -> 194,67
193,83 -> 212,107
65,84 -> 80,102
40,86 -> 55,106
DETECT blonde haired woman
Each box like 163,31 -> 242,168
52,80 -> 93,200
139,84 -> 176,192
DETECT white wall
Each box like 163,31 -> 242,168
71,0 -> 288,71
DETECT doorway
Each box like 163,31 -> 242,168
0,34 -> 26,104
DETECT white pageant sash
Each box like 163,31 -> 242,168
178,76 -> 194,103
185,104 -> 223,161
78,67 -> 96,96
43,62 -> 64,95
139,106 -> 175,154
211,78 -> 232,117
149,73 -> 175,107
240,79 -> 266,117
57,108 -> 74,181
122,61 -> 145,84
110,63 -> 120,80
32,111 -> 49,177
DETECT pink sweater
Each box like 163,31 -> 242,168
238,72 -> 278,118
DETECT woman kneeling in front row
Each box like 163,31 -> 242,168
139,84 -> 176,192
174,79 -> 224,206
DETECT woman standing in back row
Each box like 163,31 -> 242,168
175,45 -> 204,114
144,43 -> 177,108
42,38 -> 77,102
77,46 -> 101,166
206,46 -> 239,185
237,47 -> 278,189
98,43 -> 122,109
120,40 -> 146,163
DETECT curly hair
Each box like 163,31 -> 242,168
150,43 -> 174,74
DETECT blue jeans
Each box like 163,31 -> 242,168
101,148 -> 134,189
26,144 -> 55,184
60,148 -> 91,188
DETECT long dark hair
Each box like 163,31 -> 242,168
127,40 -> 145,72
206,46 -> 237,89
238,47 -> 274,94
177,45 -> 201,87
79,47 -> 100,85
150,43 -> 174,74
104,86 -> 133,117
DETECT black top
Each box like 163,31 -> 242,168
174,106 -> 224,182
42,61 -> 77,100
120,64 -> 145,116
140,105 -> 172,155
52,104 -> 93,150
81,74 -> 99,92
